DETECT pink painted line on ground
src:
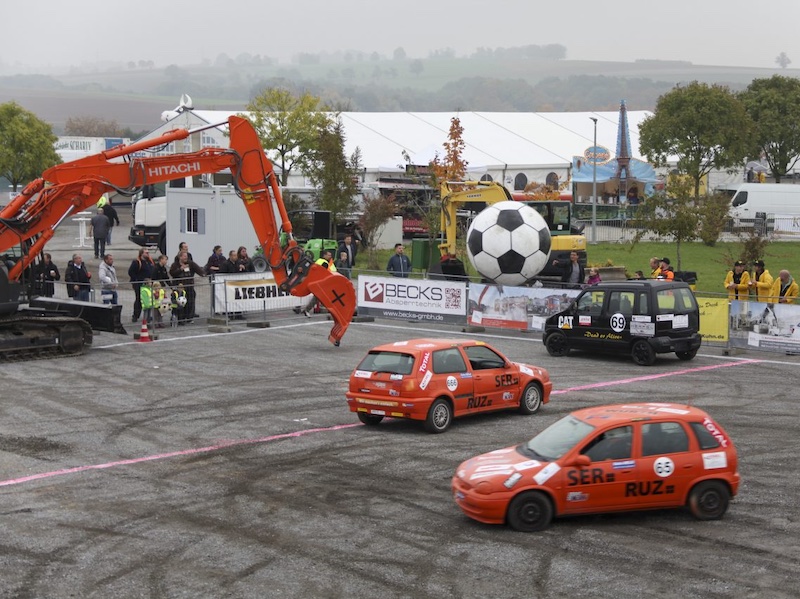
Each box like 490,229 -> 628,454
552,358 -> 762,394
1,359 -> 761,490
0,423 -> 359,488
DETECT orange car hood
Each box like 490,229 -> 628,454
457,445 -> 558,488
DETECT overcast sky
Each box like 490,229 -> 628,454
2,0 -> 799,70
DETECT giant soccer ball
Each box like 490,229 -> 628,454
466,201 -> 551,286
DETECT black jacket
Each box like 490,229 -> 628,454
103,203 -> 120,227
151,263 -> 171,287
558,260 -> 585,286
219,259 -> 237,274
128,256 -> 155,282
65,261 -> 91,297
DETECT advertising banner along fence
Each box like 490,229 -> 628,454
729,299 -> 800,353
468,283 -> 580,332
357,275 -> 467,324
696,296 -> 730,344
212,272 -> 310,314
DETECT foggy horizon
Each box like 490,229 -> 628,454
2,0 -> 799,73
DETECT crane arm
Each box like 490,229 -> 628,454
0,116 -> 355,346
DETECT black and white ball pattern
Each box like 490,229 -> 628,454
466,201 -> 551,286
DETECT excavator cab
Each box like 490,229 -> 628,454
0,264 -> 24,316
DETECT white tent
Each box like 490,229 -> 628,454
139,106 -> 655,190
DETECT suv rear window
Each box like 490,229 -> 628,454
357,351 -> 415,375
656,287 -> 698,313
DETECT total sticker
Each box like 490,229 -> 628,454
653,456 -> 675,478
446,375 -> 458,391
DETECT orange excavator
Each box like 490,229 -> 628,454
0,115 -> 356,358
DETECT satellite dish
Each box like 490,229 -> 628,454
161,110 -> 179,123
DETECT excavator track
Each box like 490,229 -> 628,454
0,314 -> 93,362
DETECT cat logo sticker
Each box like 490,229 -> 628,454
558,316 -> 574,329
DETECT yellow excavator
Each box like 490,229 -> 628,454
433,180 -> 587,280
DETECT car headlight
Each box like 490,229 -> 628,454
474,480 -> 494,495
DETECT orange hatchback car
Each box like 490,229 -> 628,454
346,339 -> 552,433
452,403 -> 740,531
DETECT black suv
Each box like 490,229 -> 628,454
543,280 -> 701,366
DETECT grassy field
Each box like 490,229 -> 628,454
354,241 -> 800,295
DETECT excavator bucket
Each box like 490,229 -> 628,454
297,262 -> 356,346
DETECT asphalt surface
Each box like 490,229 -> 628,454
1,316 -> 799,598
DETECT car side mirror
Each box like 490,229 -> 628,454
568,455 -> 591,468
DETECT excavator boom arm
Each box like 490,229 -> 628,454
439,180 -> 513,256
0,116 -> 355,346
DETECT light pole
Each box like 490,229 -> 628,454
590,117 -> 598,245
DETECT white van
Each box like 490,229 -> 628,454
730,183 -> 800,224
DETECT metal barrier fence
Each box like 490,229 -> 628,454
41,277 -> 219,321
576,215 -> 800,244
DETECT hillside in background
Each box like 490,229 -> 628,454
1,49 -> 797,134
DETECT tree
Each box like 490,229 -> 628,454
631,178 -> 700,270
245,88 -> 333,186
0,102 -> 61,191
739,75 -> 800,182
64,115 -> 123,137
393,47 -> 407,61
304,118 -> 361,235
422,116 -> 470,266
775,52 -> 791,69
639,82 -> 753,200
359,192 -> 397,270
409,59 -> 424,75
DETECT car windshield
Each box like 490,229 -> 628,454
356,350 -> 415,375
522,415 -> 595,460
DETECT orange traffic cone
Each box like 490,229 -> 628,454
137,319 -> 152,342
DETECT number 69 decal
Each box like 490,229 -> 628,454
610,313 -> 627,333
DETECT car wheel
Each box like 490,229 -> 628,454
424,398 -> 453,433
631,339 -> 656,366
545,331 -> 569,357
688,480 -> 730,520
676,348 -> 698,361
507,491 -> 553,532
357,412 -> 384,426
518,382 -> 543,415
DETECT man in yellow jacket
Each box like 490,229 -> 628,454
748,260 -> 773,302
769,270 -> 799,304
724,260 -> 750,301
